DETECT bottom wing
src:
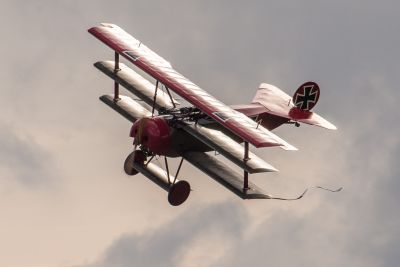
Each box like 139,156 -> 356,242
184,151 -> 272,199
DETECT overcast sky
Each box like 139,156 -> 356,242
0,1 -> 399,267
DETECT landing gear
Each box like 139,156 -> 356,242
124,150 -> 146,175
124,151 -> 191,206
168,180 -> 191,206
164,157 -> 191,206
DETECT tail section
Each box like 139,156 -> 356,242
232,82 -> 336,130
292,81 -> 320,111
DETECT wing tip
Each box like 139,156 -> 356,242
321,123 -> 338,130
281,144 -> 298,151
255,141 -> 298,151
100,23 -> 119,28
330,124 -> 338,130
253,166 -> 279,173
88,23 -> 120,33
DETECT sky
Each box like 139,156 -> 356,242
0,1 -> 399,266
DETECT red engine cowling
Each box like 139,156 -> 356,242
130,117 -> 172,155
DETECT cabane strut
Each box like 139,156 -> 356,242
243,141 -> 250,191
113,52 -> 121,101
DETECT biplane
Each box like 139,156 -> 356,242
88,23 -> 337,206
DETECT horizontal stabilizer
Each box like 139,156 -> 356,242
95,61 -> 178,110
184,151 -> 272,199
183,124 -> 278,173
100,94 -> 151,122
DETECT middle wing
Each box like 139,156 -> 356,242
88,24 -> 296,150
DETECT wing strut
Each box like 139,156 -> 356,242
113,52 -> 121,101
151,80 -> 159,116
243,141 -> 250,191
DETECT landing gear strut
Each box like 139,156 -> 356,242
164,156 -> 190,206
124,151 -> 191,206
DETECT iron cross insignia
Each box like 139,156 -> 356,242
294,85 -> 318,110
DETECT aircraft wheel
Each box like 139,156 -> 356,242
124,150 -> 146,176
168,180 -> 191,206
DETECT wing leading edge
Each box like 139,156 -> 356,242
88,23 -> 296,150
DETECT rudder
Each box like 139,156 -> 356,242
292,81 -> 320,111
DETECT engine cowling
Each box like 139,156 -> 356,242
130,117 -> 172,155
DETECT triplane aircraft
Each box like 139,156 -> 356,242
89,23 -> 338,206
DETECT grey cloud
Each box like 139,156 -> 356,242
216,197 -> 400,267
0,123 -> 53,186
75,1 -> 400,265
216,130 -> 400,267
0,0 -> 399,266
77,202 -> 246,267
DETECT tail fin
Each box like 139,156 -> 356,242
292,81 -> 320,111
232,82 -> 336,130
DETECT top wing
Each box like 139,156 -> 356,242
252,83 -> 337,130
88,23 -> 296,150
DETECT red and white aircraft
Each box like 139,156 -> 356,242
89,23 -> 337,206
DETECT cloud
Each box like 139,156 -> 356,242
77,202 -> 246,267
0,122 -> 54,186
75,69 -> 400,267
0,0 -> 399,267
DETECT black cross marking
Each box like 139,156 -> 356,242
295,85 -> 318,110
